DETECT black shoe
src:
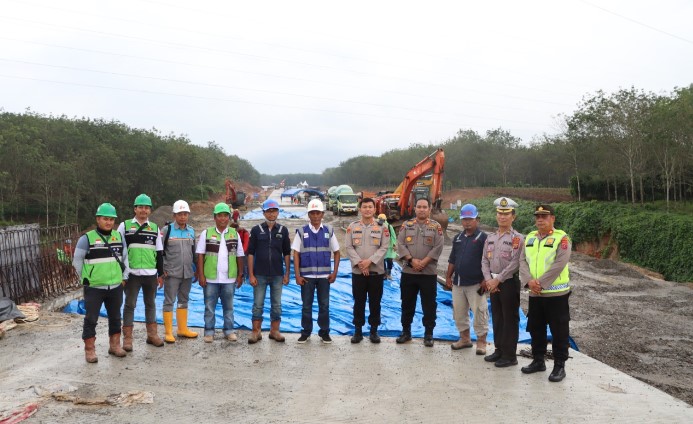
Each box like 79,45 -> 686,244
396,331 -> 412,344
521,359 -> 547,374
484,350 -> 502,362
549,365 -> 566,382
320,334 -> 332,344
351,328 -> 363,344
297,334 -> 310,344
423,334 -> 434,347
495,358 -> 519,368
369,328 -> 381,344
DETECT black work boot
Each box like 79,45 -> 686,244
423,333 -> 434,347
369,327 -> 381,344
484,350 -> 502,362
351,327 -> 363,344
521,358 -> 547,374
549,361 -> 566,382
396,328 -> 412,344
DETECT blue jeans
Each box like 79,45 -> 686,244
203,283 -> 236,336
301,278 -> 330,337
252,275 -> 284,322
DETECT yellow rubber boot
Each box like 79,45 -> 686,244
176,309 -> 198,338
163,311 -> 175,343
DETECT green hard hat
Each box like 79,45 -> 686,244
96,203 -> 117,218
213,202 -> 231,215
134,193 -> 153,207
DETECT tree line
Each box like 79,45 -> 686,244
265,85 -> 692,208
0,111 -> 260,227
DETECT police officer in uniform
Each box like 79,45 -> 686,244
396,198 -> 445,347
519,204 -> 572,382
482,197 -> 524,367
345,197 -> 390,344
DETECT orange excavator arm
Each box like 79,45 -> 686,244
398,148 -> 445,217
225,178 -> 236,204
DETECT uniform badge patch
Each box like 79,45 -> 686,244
353,238 -> 361,246
425,236 -> 433,245
437,227 -> 443,235
405,236 -> 412,243
346,227 -> 351,234
372,238 -> 380,245
561,237 -> 569,250
512,237 -> 520,250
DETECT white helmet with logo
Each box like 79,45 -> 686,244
172,200 -> 191,213
307,199 -> 324,212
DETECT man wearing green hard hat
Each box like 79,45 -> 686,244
117,193 -> 165,351
72,203 -> 129,363
196,202 -> 245,342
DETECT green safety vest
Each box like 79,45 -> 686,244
123,219 -> 159,270
82,230 -> 124,287
524,229 -> 570,294
203,227 -> 239,280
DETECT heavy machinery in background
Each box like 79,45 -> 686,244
225,178 -> 247,210
328,184 -> 359,216
375,148 -> 448,231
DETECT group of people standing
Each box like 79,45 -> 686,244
73,193 -> 572,383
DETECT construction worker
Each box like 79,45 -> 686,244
118,193 -> 164,351
72,203 -> 128,363
481,197 -> 524,367
377,213 -> 397,280
196,202 -> 245,343
293,199 -> 340,344
161,200 -> 198,343
445,203 -> 489,354
345,198 -> 390,344
519,204 -> 572,382
397,198 -> 445,347
246,199 -> 291,344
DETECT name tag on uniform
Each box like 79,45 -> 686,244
304,233 -> 309,238
324,233 -> 330,239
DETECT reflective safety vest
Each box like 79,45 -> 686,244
83,230 -> 124,287
203,227 -> 238,280
123,219 -> 159,270
296,224 -> 333,275
524,229 -> 570,294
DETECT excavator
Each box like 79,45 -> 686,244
375,148 -> 448,232
225,178 -> 247,210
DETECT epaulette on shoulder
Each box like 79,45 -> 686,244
405,219 -> 415,226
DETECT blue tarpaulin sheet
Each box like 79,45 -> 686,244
280,188 -> 324,199
241,208 -> 307,220
64,259 -> 539,343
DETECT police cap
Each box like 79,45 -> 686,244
494,197 -> 518,213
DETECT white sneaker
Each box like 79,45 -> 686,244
226,333 -> 238,342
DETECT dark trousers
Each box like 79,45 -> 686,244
400,273 -> 438,333
123,274 -> 158,326
490,276 -> 520,360
527,292 -> 571,363
384,258 -> 394,275
301,277 -> 330,337
351,273 -> 384,328
82,284 -> 123,339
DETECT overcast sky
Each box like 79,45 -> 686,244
2,0 -> 691,174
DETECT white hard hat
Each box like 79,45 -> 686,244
307,199 -> 324,212
172,200 -> 191,213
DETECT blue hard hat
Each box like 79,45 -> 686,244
460,204 -> 478,219
262,199 -> 280,211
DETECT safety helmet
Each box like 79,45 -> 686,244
262,199 -> 280,211
96,203 -> 117,218
213,202 -> 231,215
172,200 -> 190,213
307,199 -> 324,212
460,204 -> 478,219
377,213 -> 387,220
134,193 -> 153,207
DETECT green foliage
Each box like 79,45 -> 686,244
0,111 -> 260,228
